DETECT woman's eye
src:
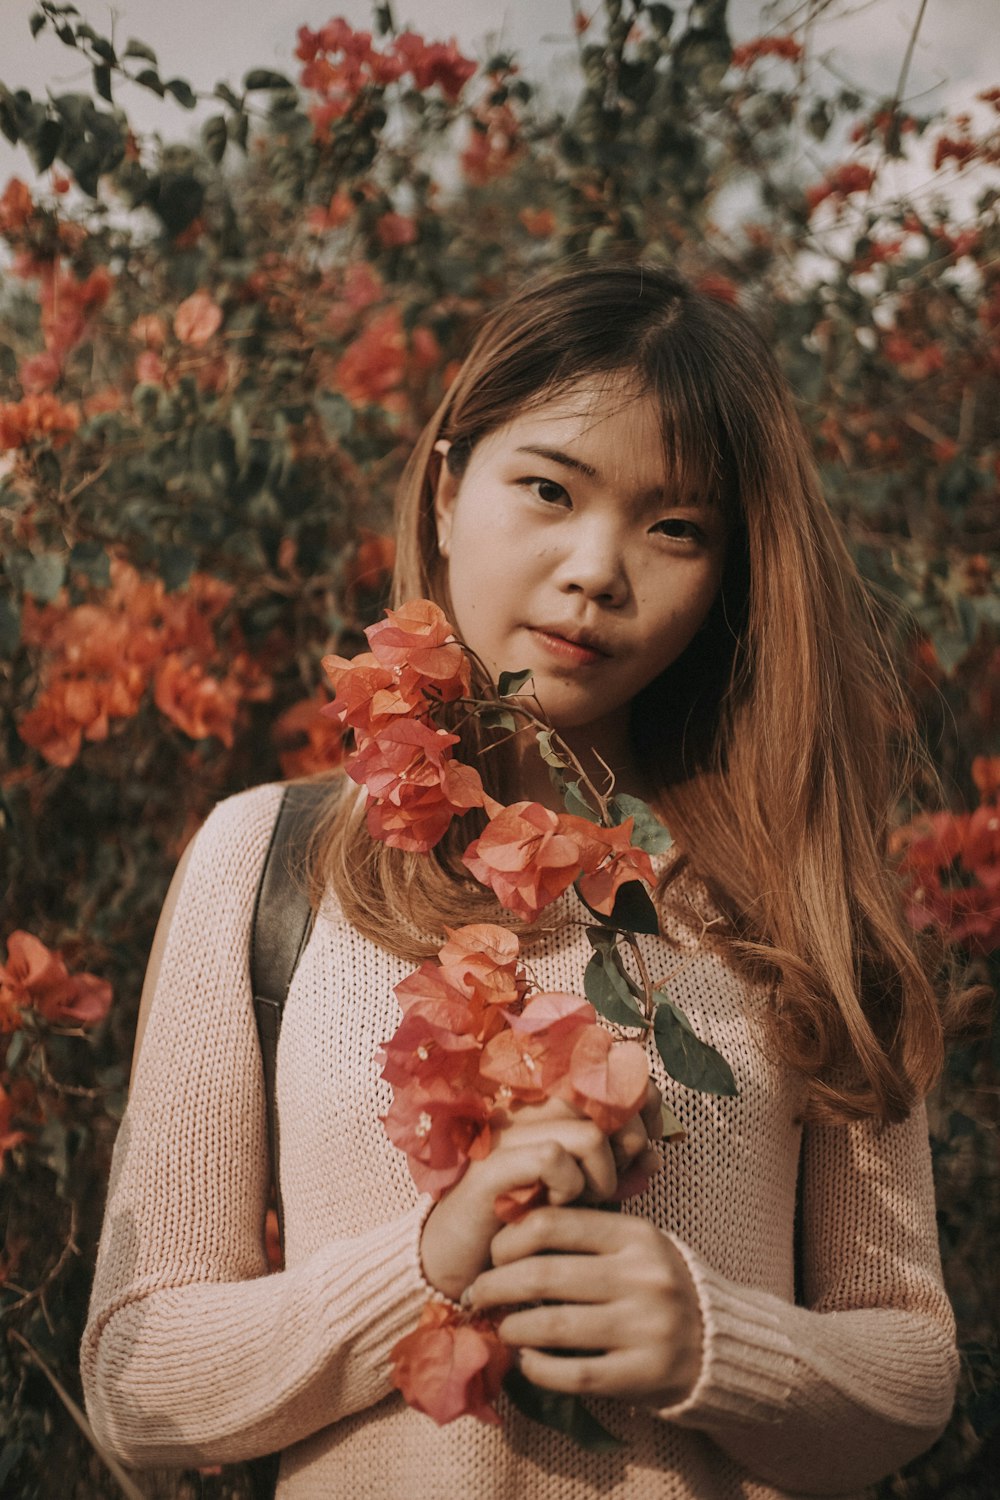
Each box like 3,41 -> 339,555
651,517 -> 704,542
520,477 -> 571,505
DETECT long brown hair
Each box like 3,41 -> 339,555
310,262 -> 946,1124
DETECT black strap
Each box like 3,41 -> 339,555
250,781 -> 328,1250
246,782 -> 328,1500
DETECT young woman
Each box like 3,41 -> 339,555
81,264 -> 957,1498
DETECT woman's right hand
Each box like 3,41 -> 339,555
419,1085 -> 662,1302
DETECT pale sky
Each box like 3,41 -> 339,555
0,1 -> 997,207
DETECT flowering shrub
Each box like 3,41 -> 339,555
0,1 -> 996,1494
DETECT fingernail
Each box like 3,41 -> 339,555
459,1286 -> 474,1310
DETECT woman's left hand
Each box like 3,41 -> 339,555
463,1206 -> 704,1407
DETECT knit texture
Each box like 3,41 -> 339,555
81,783 -> 958,1498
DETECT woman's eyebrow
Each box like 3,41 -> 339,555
514,444 -> 599,479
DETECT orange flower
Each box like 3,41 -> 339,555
0,392 -> 79,450
436,924 -> 527,1010
480,991 -> 595,1102
345,529 -> 396,609
153,655 -> 240,746
575,819 -> 657,916
322,651 -> 425,734
273,696 -> 345,778
19,351 -> 62,394
0,931 -> 112,1031
333,306 -> 407,405
0,178 -> 34,235
366,600 -> 470,699
390,1301 -> 511,1426
462,802 -> 600,919
392,33 -> 477,101
350,720 -> 487,851
129,313 -> 168,348
174,290 -> 223,346
378,999 -> 482,1091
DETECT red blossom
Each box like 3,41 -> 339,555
376,211 -> 419,248
381,1076 -> 492,1197
805,162 -> 876,215
390,1301 -> 512,1425
0,392 -> 80,451
0,178 -> 34,235
731,35 -> 803,68
462,802 -> 603,920
0,931 -> 111,1031
333,306 -> 407,405
392,33 -> 477,101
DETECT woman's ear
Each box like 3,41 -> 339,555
432,439 -> 457,559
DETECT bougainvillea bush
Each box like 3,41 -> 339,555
0,1 -> 997,1494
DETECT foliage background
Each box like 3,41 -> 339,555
0,0 -> 997,1494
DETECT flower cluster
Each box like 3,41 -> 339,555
322,599 -> 488,851
323,600 -> 676,1430
383,922 -> 651,1422
893,760 -> 1000,954
18,560 -> 271,767
730,35 -> 804,69
380,923 -> 649,1201
296,19 -> 476,139
805,162 -> 876,216
0,931 -> 112,1034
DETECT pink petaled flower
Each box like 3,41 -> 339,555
462,802 -> 603,919
381,1076 -> 492,1197
575,818 -> 657,916
366,600 -> 470,701
437,924 -> 528,1010
390,1301 -> 512,1425
480,991 -> 595,1102
556,1027 -> 650,1135
378,999 -> 482,1091
349,720 -> 487,852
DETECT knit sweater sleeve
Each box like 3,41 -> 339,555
80,784 -> 434,1469
658,1101 -> 958,1495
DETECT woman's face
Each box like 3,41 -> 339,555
433,379 -> 728,774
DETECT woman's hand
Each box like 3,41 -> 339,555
419,1085 -> 662,1303
464,1206 -> 704,1407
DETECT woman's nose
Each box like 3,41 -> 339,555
554,519 -> 629,606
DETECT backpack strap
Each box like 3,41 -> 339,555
250,780 -> 329,1249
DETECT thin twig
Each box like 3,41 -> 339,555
7,1329 -> 147,1500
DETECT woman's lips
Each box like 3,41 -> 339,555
529,628 -> 610,666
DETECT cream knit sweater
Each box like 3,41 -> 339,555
81,782 -> 957,1499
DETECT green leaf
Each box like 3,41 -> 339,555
497,667 -> 532,696
93,63 -> 113,103
609,880 -> 660,934
22,552 -> 66,603
30,13 -> 47,38
503,1368 -> 624,1452
536,729 -> 569,769
652,994 -> 737,1096
609,793 -> 673,853
123,38 -> 158,65
26,117 -> 62,173
584,930 -> 645,1026
562,778 -> 600,822
243,69 -> 294,91
478,707 -> 517,733
134,67 -> 165,97
214,82 -> 243,110
5,1031 -> 29,1072
201,113 -> 228,164
165,78 -> 197,110
0,595 -> 20,655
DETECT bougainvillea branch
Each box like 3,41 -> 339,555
321,600 -> 736,1441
